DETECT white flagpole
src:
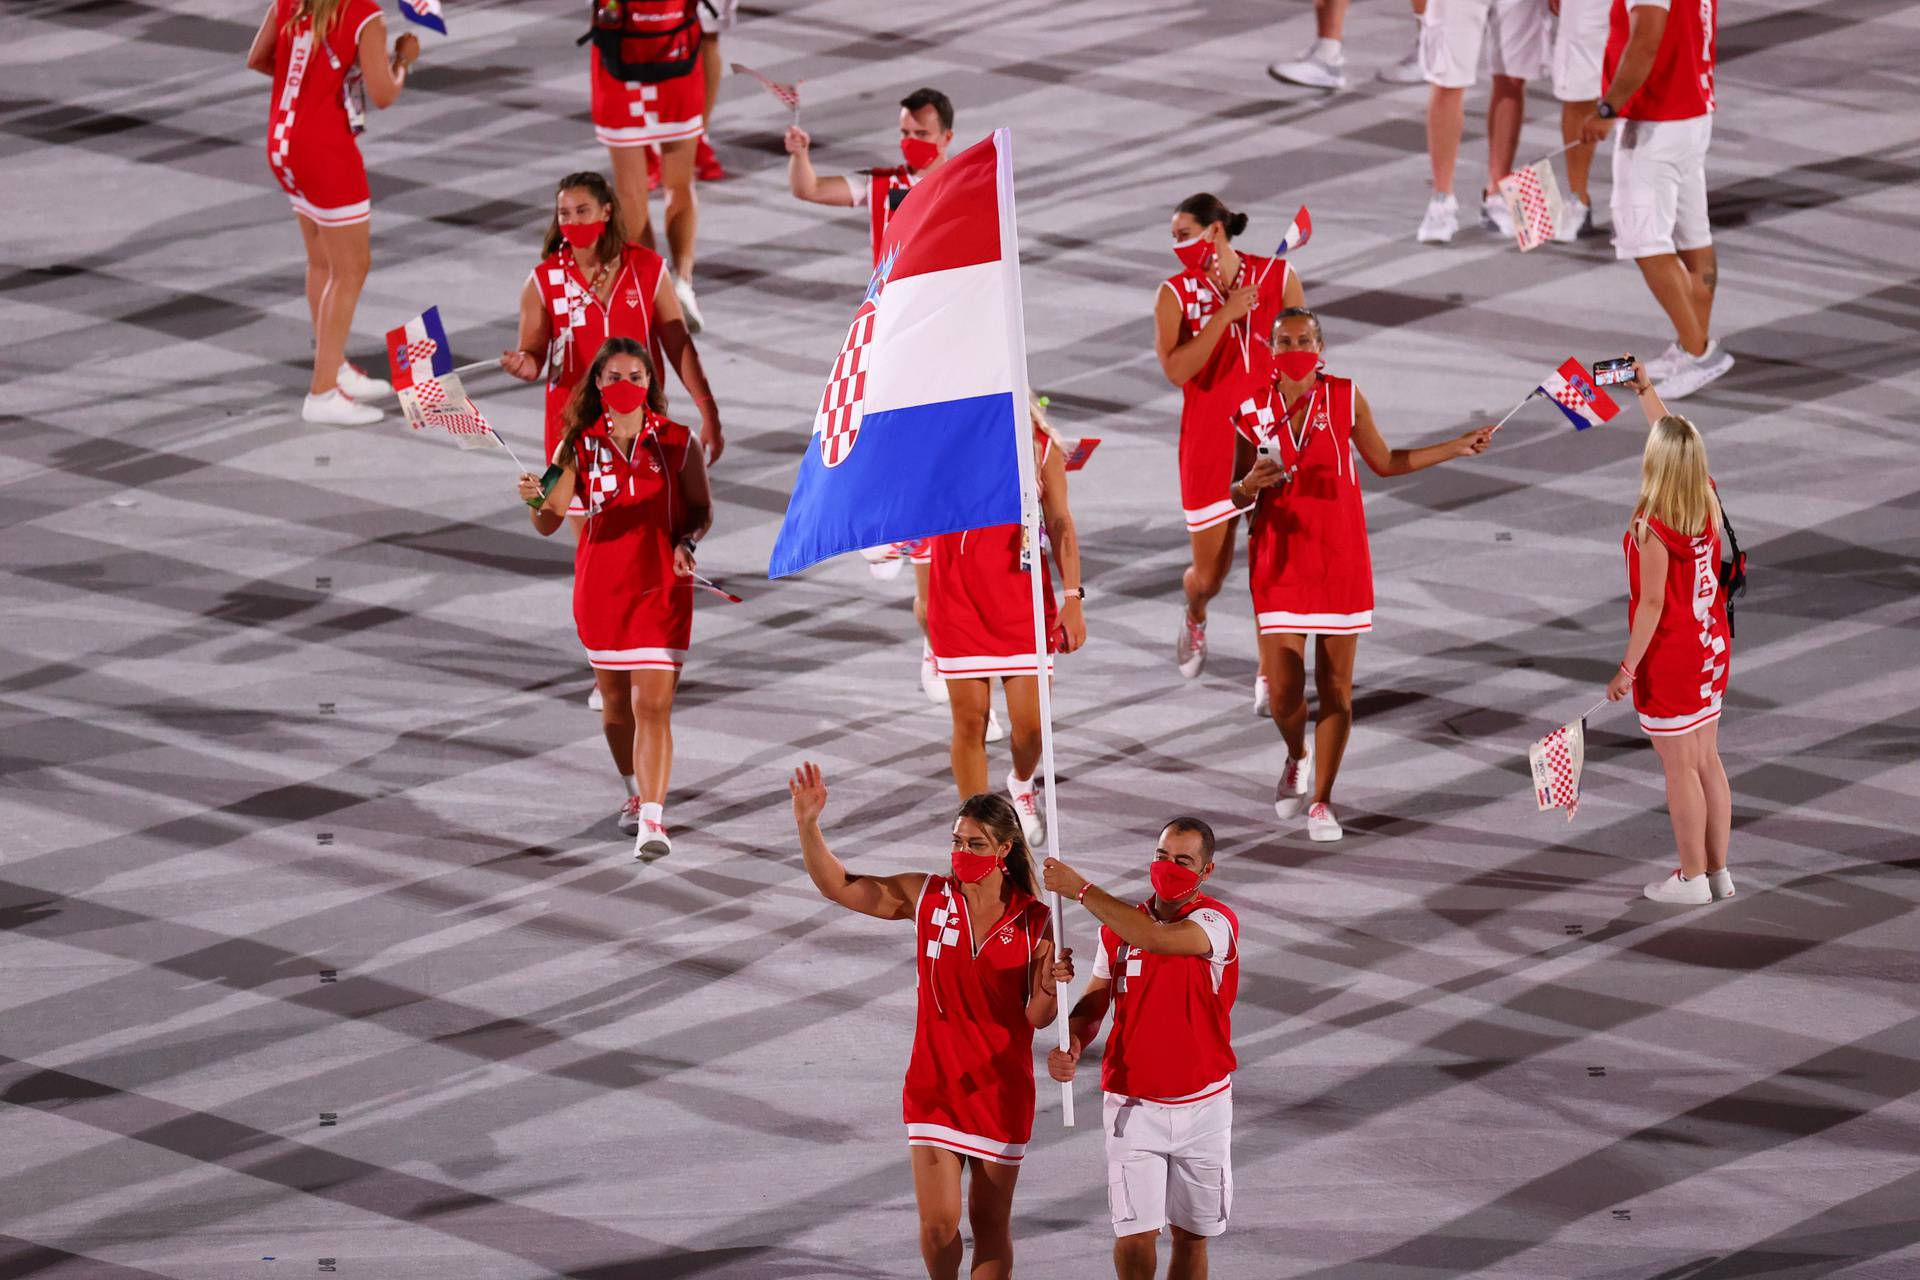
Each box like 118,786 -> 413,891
994,127 -> 1073,1129
1489,388 -> 1539,434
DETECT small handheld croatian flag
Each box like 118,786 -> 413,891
769,130 -> 1028,578
1539,358 -> 1620,430
1273,205 -> 1312,255
1497,159 -> 1563,252
386,306 -> 454,393
731,63 -> 800,118
1529,716 -> 1588,821
396,0 -> 447,35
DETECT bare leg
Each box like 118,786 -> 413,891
1261,633 -> 1310,759
1697,721 -> 1731,873
1182,519 -> 1238,626
947,677 -> 991,798
700,32 -> 721,119
913,561 -> 932,637
1678,244 -> 1718,339
910,1147 -> 965,1280
1484,74 -> 1527,190
596,669 -> 636,776
1000,676 -> 1043,782
1651,731 -> 1710,878
1309,635 -> 1358,804
965,1156 -> 1021,1280
1635,253 -> 1710,356
607,145 -> 654,248
1316,0 -> 1351,39
1561,99 -> 1597,201
628,669 -> 678,805
1114,1231 -> 1159,1280
297,214 -> 324,331
658,138 -> 700,280
1427,85 -> 1466,195
309,220 -> 371,394
1168,1226 -> 1210,1280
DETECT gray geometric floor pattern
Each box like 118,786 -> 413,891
3,0 -> 1919,1276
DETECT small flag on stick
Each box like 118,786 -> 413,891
1538,358 -> 1620,430
1273,205 -> 1312,255
386,307 -> 526,468
1529,715 -> 1589,821
397,0 -> 446,36
1497,159 -> 1563,252
731,63 -> 801,121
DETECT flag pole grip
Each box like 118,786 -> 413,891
1489,389 -> 1539,434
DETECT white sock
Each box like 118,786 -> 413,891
1313,37 -> 1343,60
639,801 -> 664,827
1006,771 -> 1034,798
621,774 -> 639,797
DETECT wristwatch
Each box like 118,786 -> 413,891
1063,586 -> 1086,601
1596,101 -> 1619,119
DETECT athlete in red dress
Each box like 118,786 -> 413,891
1229,309 -> 1492,842
1043,818 -> 1239,1278
784,88 -> 962,705
246,0 -> 419,425
1152,193 -> 1305,693
1605,359 -> 1734,906
926,401 -> 1086,841
500,170 -> 724,498
790,764 -> 1071,1280
589,0 -> 711,329
517,339 -> 711,859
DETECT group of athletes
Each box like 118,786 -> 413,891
252,1 -> 1741,1274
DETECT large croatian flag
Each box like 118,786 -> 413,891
1538,357 -> 1621,430
769,130 -> 1029,578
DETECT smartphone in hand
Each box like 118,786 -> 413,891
1593,356 -> 1636,388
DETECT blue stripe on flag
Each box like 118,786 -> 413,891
1542,390 -> 1592,430
769,392 -> 1022,578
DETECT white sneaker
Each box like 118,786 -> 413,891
635,819 -> 672,860
588,686 -> 604,712
1274,751 -> 1311,819
1268,40 -> 1347,90
335,361 -> 391,400
860,543 -> 906,581
1553,197 -> 1591,244
1176,615 -> 1208,678
985,707 -> 1005,743
674,275 -> 705,333
1644,869 -> 1712,905
1253,674 -> 1270,717
1654,340 -> 1734,401
1481,191 -> 1516,239
1417,193 -> 1459,244
1707,868 -> 1736,900
921,644 -> 948,704
301,388 -> 382,425
1377,31 -> 1425,83
617,795 -> 642,836
1007,776 -> 1044,846
1642,340 -> 1689,381
1306,801 -> 1343,842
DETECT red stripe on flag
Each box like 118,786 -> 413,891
877,134 -> 1002,283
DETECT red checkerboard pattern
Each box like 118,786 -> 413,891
1498,163 -> 1556,251
1530,721 -> 1584,821
817,301 -> 877,468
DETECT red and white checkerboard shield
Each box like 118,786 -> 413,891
1529,717 -> 1587,821
816,298 -> 877,468
1497,158 -> 1564,252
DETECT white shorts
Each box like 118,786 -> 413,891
1550,0 -> 1611,100
1422,0 -> 1550,88
1104,1089 -> 1233,1239
1610,113 -> 1713,260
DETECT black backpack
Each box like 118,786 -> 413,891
1718,499 -> 1748,637
579,0 -> 703,84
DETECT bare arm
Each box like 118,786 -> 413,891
789,763 -> 926,920
655,275 -> 723,464
1041,858 -> 1212,957
246,4 -> 277,75
500,277 -> 550,382
357,16 -> 418,110
671,441 -> 714,578
1351,390 -> 1493,478
1229,428 -> 1288,510
784,126 -> 857,206
1602,3 -> 1670,112
1025,937 -> 1069,1028
1153,283 -> 1255,387
1047,976 -> 1113,1081
516,458 -> 576,536
1608,528 -> 1669,699
1628,356 -> 1669,427
1039,446 -> 1085,653
1282,263 -> 1306,310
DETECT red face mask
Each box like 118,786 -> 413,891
1149,860 -> 1202,901
1172,233 -> 1215,274
900,136 -> 941,171
951,848 -> 1001,883
600,378 -> 647,416
560,220 -> 606,250
1274,349 -> 1323,382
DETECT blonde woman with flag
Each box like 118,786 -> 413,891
247,0 -> 419,425
1606,359 -> 1733,905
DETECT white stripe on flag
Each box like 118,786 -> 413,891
858,262 -> 1013,417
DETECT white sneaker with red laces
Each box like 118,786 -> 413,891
1306,802 -> 1343,842
1644,870 -> 1711,905
336,361 -> 391,400
588,686 -> 604,712
861,543 -> 906,581
302,388 -> 381,425
985,707 -> 1005,743
1253,674 -> 1270,717
1007,774 -> 1044,846
617,795 -> 642,836
1274,750 -> 1311,819
1176,615 -> 1208,678
635,819 -> 672,860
